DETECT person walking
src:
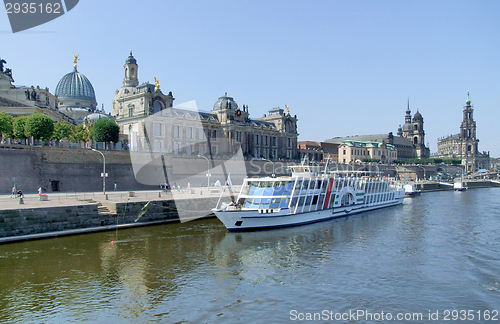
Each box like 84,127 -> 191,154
11,186 -> 16,198
114,182 -> 117,191
38,186 -> 42,195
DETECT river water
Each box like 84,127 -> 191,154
1,188 -> 499,323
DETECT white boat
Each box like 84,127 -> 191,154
212,164 -> 405,231
403,183 -> 421,197
453,181 -> 467,191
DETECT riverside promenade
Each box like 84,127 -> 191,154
0,187 -> 231,244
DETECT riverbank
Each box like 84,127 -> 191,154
2,180 -> 499,244
0,188 -> 229,244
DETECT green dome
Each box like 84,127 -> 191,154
55,68 -> 96,103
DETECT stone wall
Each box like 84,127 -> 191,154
0,145 -> 296,194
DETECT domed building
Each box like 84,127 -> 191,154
112,51 -> 298,160
398,98 -> 430,159
55,56 -> 97,123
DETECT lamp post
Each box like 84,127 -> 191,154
92,148 -> 106,194
263,158 -> 276,177
198,153 -> 210,188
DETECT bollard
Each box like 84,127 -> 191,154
158,192 -> 161,197
105,194 -> 108,200
19,197 -> 24,204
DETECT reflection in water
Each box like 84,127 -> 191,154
1,189 -> 500,323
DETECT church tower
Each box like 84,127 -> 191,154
123,49 -> 138,87
460,92 -> 478,172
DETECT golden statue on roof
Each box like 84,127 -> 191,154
72,53 -> 79,69
285,105 -> 290,115
154,77 -> 160,91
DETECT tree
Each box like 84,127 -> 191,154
0,111 -> 13,140
69,123 -> 91,143
13,116 -> 27,140
52,121 -> 74,141
92,118 -> 119,143
25,113 -> 55,141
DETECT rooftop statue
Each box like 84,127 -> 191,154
0,58 -> 6,72
154,77 -> 160,91
73,53 -> 79,68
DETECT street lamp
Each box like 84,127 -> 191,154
263,158 -> 276,177
92,148 -> 106,194
198,153 -> 211,188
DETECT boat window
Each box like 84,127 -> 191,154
282,181 -> 293,195
290,197 -> 298,209
302,180 -> 309,191
309,180 -> 316,190
298,196 -> 305,210
263,181 -> 274,196
259,198 -> 271,209
312,195 -> 319,205
251,198 -> 261,208
244,198 -> 253,208
254,182 -> 265,196
318,195 -> 326,208
274,182 -> 285,195
305,195 -> 313,208
280,198 -> 289,208
321,179 -> 328,192
270,198 -> 280,208
294,180 -> 302,192
248,182 -> 257,195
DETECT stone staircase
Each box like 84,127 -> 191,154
97,204 -> 113,215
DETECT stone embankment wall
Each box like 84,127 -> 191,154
0,196 -> 224,239
0,145 -> 294,194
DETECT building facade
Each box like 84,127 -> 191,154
112,51 -> 299,160
435,93 -> 490,172
338,140 -> 397,164
0,57 -> 74,124
397,98 -> 430,159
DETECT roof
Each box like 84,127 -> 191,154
55,68 -> 96,103
0,95 -> 26,107
325,134 -> 413,147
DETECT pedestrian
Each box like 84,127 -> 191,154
114,182 -> 117,191
11,186 -> 16,198
38,186 -> 42,195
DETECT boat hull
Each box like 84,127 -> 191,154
213,199 -> 403,231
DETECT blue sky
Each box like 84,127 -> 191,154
2,0 -> 499,157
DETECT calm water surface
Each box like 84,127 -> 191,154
1,188 -> 499,323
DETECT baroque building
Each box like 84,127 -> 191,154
397,98 -> 430,159
0,57 -> 74,124
55,54 -> 98,123
436,93 -> 490,172
112,51 -> 298,160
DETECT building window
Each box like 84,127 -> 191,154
154,141 -> 161,152
154,123 -> 161,136
174,125 -> 180,138
255,135 -> 259,145
199,129 -> 205,140
187,127 -> 192,139
212,130 -> 217,139
287,138 -> 291,148
174,143 -> 179,154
